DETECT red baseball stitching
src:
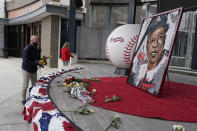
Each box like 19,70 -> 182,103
123,34 -> 139,65
105,39 -> 112,62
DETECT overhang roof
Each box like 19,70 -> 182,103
0,4 -> 83,25
0,18 -> 9,25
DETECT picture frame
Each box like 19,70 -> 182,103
127,7 -> 183,97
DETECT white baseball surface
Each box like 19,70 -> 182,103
106,24 -> 141,68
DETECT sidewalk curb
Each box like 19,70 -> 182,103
78,60 -> 113,65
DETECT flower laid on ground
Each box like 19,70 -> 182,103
74,107 -> 94,115
105,115 -> 121,131
173,124 -> 185,131
98,95 -> 121,105
88,78 -> 100,82
39,55 -> 52,68
83,81 -> 91,88
65,77 -> 91,89
92,89 -> 96,93
65,104 -> 94,115
91,89 -> 97,98
105,95 -> 121,103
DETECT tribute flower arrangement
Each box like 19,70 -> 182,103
39,55 -> 52,68
64,76 -> 94,103
62,76 -> 123,129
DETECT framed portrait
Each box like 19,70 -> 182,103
127,7 -> 183,97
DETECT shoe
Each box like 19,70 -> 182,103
22,100 -> 26,105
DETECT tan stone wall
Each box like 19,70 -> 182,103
6,0 -> 60,11
50,15 -> 59,68
41,15 -> 59,68
6,0 -> 38,11
0,25 -> 4,56
41,16 -> 51,65
7,0 -> 42,18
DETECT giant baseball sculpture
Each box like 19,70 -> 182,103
106,24 -> 141,69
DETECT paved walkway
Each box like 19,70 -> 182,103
0,57 -> 197,131
0,57 -> 76,131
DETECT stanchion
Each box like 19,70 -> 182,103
114,67 -> 129,76
166,72 -> 170,88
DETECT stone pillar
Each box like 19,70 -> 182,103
41,15 -> 60,68
0,25 -> 4,56
0,0 -> 5,56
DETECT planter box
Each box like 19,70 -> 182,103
3,50 -> 8,58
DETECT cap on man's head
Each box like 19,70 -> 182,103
147,14 -> 169,37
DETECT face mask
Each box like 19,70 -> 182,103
33,43 -> 38,46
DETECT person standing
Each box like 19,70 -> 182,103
61,42 -> 74,66
22,35 -> 42,104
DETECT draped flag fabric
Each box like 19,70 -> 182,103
33,108 -> 77,131
22,67 -> 83,131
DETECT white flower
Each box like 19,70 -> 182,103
89,109 -> 94,113
92,89 -> 96,93
114,114 -> 120,120
173,124 -> 185,131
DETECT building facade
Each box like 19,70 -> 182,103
79,0 -> 197,70
0,0 -> 85,67
0,0 -> 197,70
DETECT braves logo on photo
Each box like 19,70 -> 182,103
110,37 -> 124,43
123,34 -> 139,65
105,24 -> 140,68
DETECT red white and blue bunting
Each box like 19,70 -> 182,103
22,67 -> 83,131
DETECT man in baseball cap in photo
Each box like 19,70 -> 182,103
146,14 -> 169,71
130,14 -> 170,96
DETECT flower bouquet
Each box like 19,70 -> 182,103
65,76 -> 92,103
39,56 -> 52,68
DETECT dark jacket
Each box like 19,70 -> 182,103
22,44 -> 41,73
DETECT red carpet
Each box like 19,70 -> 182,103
88,77 -> 197,122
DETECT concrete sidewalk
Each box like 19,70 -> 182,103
0,57 -> 31,131
0,57 -> 82,131
0,57 -> 197,131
